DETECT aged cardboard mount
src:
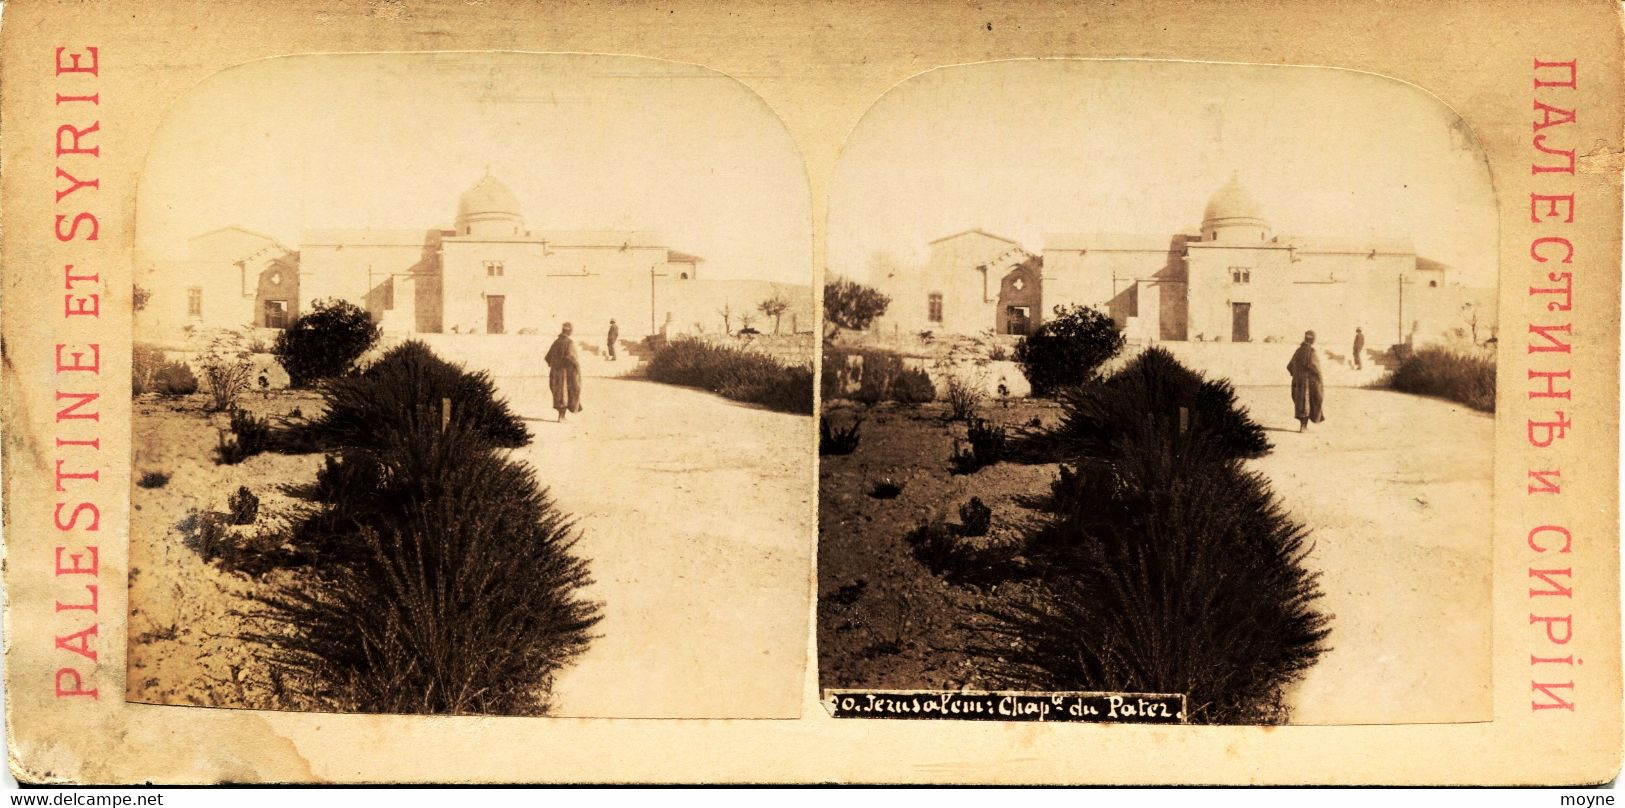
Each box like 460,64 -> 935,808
0,0 -> 1620,785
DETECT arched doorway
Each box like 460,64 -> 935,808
996,261 -> 1042,335
254,261 -> 299,329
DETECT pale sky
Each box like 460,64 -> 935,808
830,60 -> 1499,288
137,52 -> 811,284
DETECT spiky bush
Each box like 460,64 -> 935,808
944,372 -> 985,421
1014,304 -> 1124,397
951,418 -> 1007,474
219,408 -> 272,464
959,496 -> 992,537
246,424 -> 601,715
819,415 -> 862,456
1052,347 -> 1270,461
200,336 -> 255,412
1382,346 -> 1496,412
274,298 -> 381,388
313,340 -> 531,450
227,486 -> 260,525
978,429 -> 1330,724
905,517 -> 1020,589
645,337 -> 813,415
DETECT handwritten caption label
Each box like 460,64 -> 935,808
824,690 -> 1186,723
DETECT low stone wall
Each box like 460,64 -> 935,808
680,332 -> 815,367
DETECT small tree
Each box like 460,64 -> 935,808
740,311 -> 758,332
1014,304 -> 1124,397
718,301 -> 734,335
824,277 -> 890,337
274,299 -> 381,388
759,294 -> 791,335
1459,301 -> 1483,345
201,333 -> 255,411
132,285 -> 151,312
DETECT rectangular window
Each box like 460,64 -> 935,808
485,260 -> 505,277
1229,266 -> 1252,284
187,287 -> 202,317
928,292 -> 943,323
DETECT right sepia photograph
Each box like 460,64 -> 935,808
818,60 -> 1498,725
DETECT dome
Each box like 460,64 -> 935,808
457,173 -> 522,220
1202,175 -> 1265,225
454,173 -> 525,237
1200,175 -> 1270,242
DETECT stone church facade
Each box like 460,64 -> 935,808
142,174 -> 809,341
874,177 -> 1487,349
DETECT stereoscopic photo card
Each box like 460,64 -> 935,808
1,0 -> 1621,785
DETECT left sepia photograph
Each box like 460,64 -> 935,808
125,52 -> 816,718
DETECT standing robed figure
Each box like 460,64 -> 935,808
546,322 -> 583,421
1287,330 -> 1325,432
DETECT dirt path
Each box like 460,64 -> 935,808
1234,386 -> 1493,724
497,373 -> 812,718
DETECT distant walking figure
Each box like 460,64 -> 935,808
1352,327 -> 1366,370
546,322 -> 583,421
607,319 -> 620,361
1287,330 -> 1325,432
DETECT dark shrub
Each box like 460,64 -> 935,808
274,298 -> 381,388
1052,347 -> 1270,462
820,346 -> 851,402
951,418 -> 1006,474
905,518 -> 1021,589
1014,304 -> 1125,397
959,497 -> 992,537
846,350 -> 902,405
245,426 -> 602,716
892,367 -> 936,404
824,277 -> 890,336
153,361 -> 199,396
978,430 -> 1330,724
824,347 -> 935,405
219,409 -> 272,464
1383,347 -> 1496,413
645,337 -> 813,415
137,470 -> 170,489
313,340 -> 531,450
180,510 -> 230,562
819,415 -> 862,456
228,486 -> 260,525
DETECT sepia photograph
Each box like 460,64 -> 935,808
818,60 -> 1499,724
125,52 -> 816,718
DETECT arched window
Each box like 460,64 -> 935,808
928,293 -> 943,323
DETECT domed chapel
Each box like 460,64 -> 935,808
874,175 -> 1485,351
145,173 -> 807,341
